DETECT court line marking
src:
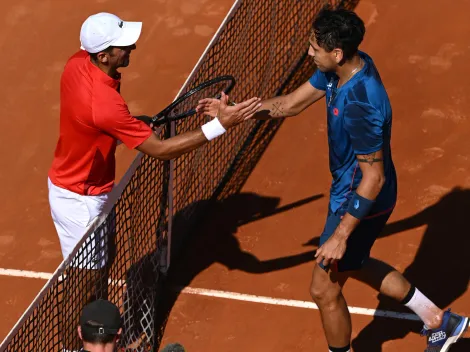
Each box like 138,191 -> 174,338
0,267 -> 423,321
179,287 -> 421,321
0,268 -> 53,280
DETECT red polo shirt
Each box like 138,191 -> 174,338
48,50 -> 152,195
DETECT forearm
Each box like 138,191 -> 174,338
251,95 -> 297,120
335,174 -> 385,239
140,129 -> 208,160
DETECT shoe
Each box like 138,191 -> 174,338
422,309 -> 469,351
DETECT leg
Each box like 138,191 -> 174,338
353,258 -> 444,328
310,264 -> 352,350
355,258 -> 469,351
344,213 -> 469,352
48,179 -> 110,351
310,209 -> 361,351
312,210 -> 403,350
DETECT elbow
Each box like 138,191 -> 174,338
363,173 -> 386,194
154,151 -> 173,161
379,176 -> 386,189
376,174 -> 386,192
136,135 -> 177,161
155,154 -> 172,161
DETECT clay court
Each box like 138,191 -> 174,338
1,0 -> 470,351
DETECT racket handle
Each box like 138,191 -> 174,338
134,115 -> 153,126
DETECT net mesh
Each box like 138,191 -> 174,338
0,0 -> 359,351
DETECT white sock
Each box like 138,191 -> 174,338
404,287 -> 441,329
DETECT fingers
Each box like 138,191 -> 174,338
221,91 -> 229,104
197,98 -> 215,105
196,98 -> 218,113
316,254 -> 331,267
244,104 -> 261,120
235,97 -> 261,111
195,103 -> 210,113
314,245 -> 321,257
315,246 -> 333,267
196,100 -> 210,111
238,100 -> 261,121
314,246 -> 322,263
219,92 -> 230,109
242,101 -> 262,120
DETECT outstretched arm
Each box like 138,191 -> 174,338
250,80 -> 326,119
196,80 -> 325,121
136,95 -> 261,160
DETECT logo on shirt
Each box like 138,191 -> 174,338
118,21 -> 124,28
333,108 -> 339,116
354,200 -> 360,209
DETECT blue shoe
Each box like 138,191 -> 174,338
422,309 -> 469,351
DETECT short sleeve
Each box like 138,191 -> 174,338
343,102 -> 383,155
94,95 -> 152,149
309,69 -> 328,91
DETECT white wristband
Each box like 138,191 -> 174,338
201,117 -> 226,141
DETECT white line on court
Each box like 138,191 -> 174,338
180,287 -> 421,321
0,268 -> 53,280
0,267 -> 422,321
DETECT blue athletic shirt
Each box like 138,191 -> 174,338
309,51 -> 397,216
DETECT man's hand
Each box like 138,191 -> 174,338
134,115 -> 161,133
196,92 -> 261,128
315,232 -> 348,268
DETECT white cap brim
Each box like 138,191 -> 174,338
80,21 -> 142,53
112,21 -> 142,47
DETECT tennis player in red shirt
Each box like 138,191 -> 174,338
48,12 -> 260,271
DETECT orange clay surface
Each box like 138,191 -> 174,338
1,0 -> 470,351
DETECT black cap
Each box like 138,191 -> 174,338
79,299 -> 122,335
160,343 -> 186,352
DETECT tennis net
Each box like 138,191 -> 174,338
0,0 -> 358,351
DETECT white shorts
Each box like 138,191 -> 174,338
48,178 -> 111,269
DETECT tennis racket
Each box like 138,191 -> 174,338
137,75 -> 236,127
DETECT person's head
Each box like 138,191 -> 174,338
80,12 -> 142,74
160,343 -> 186,352
78,299 -> 122,352
308,8 -> 365,72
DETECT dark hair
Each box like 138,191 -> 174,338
89,46 -> 114,61
81,320 -> 117,344
312,8 -> 365,60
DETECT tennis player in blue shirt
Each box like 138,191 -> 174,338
197,7 -> 468,352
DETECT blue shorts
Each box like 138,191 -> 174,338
319,207 -> 392,272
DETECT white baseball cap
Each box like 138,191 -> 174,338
80,12 -> 142,54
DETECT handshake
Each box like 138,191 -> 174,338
195,91 -> 262,130
134,91 -> 263,134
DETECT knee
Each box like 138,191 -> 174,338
310,278 -> 341,306
310,282 -> 332,302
